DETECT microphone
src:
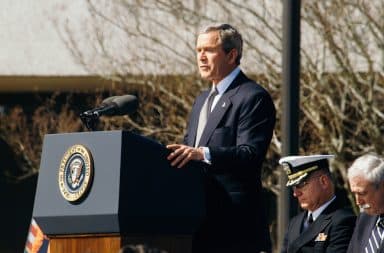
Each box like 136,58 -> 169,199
80,96 -> 118,116
101,95 -> 119,105
81,95 -> 138,117
102,94 -> 138,116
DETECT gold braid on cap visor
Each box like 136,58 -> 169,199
287,165 -> 319,180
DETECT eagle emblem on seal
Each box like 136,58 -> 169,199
58,144 -> 94,203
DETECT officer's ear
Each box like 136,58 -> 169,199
319,174 -> 330,188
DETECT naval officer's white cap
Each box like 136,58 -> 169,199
279,155 -> 335,187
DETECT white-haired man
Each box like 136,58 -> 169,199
347,153 -> 384,253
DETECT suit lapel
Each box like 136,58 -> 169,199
289,199 -> 339,252
290,213 -> 332,252
197,72 -> 247,147
291,212 -> 306,241
197,95 -> 232,146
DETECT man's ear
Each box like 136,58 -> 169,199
319,174 -> 329,188
227,49 -> 238,64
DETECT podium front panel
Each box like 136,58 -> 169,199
32,131 -> 205,236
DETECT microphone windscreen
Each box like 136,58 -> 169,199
101,95 -> 119,105
113,95 -> 138,115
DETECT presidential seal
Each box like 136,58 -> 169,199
58,144 -> 94,203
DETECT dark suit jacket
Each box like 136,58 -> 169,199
184,71 -> 276,253
281,199 -> 356,253
347,213 -> 384,253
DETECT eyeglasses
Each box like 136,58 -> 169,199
292,174 -> 324,190
293,180 -> 310,190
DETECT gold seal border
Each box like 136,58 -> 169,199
58,144 -> 94,202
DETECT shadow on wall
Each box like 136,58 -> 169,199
0,138 -> 38,253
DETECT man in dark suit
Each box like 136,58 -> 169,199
279,155 -> 356,253
347,153 -> 384,253
166,24 -> 276,253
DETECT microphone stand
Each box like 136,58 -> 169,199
80,112 -> 100,131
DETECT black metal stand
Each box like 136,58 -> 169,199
80,112 -> 99,131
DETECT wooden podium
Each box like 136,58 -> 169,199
32,131 -> 206,253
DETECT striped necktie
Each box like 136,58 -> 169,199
365,216 -> 384,253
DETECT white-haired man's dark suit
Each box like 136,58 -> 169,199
347,212 -> 384,253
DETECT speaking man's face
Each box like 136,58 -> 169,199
196,31 -> 236,85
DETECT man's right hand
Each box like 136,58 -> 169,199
166,144 -> 204,168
